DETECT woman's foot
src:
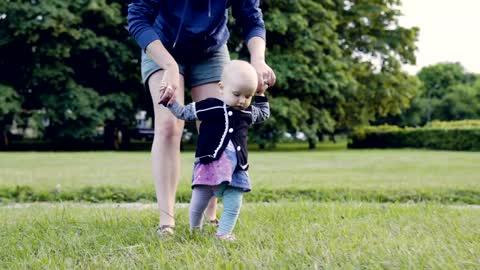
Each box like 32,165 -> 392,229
207,218 -> 219,227
215,233 -> 236,241
156,225 -> 175,236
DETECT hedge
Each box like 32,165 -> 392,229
349,120 -> 480,151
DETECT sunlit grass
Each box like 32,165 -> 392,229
1,202 -> 479,269
1,149 -> 479,193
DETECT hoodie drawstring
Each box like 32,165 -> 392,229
173,0 -> 212,48
173,0 -> 189,48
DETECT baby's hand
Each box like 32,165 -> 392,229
157,67 -> 179,106
256,80 -> 269,95
251,60 -> 276,93
158,100 -> 169,106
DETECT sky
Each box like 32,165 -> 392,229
398,0 -> 480,74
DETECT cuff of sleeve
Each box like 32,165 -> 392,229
167,101 -> 179,108
254,95 -> 268,102
245,27 -> 266,43
137,28 -> 160,52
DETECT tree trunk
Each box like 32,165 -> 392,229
329,133 -> 337,143
103,124 -> 115,150
120,127 -> 131,150
1,130 -> 9,149
308,138 -> 316,149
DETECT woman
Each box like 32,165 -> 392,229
127,0 -> 276,234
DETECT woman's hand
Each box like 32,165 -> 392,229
145,40 -> 180,106
251,59 -> 276,95
158,65 -> 180,106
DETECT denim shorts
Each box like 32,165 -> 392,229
141,45 -> 230,90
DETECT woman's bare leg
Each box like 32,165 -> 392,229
191,82 -> 222,221
149,70 -> 185,228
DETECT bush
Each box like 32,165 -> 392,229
349,120 -> 480,151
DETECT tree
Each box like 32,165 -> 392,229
433,84 -> 480,120
0,84 -> 22,148
1,0 -> 420,149
0,0 -> 141,147
418,62 -> 473,98
333,0 -> 420,127
229,0 -> 419,148
386,63 -> 480,126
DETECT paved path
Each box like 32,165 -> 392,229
2,202 -> 479,210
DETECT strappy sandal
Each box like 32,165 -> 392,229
156,225 -> 175,236
207,218 -> 219,226
215,233 -> 236,241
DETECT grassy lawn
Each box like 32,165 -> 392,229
0,149 -> 479,203
2,148 -> 479,268
1,202 -> 478,269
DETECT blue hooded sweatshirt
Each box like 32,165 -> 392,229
127,0 -> 266,61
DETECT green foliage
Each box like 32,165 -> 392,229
382,63 -> 480,126
229,0 -> 419,147
42,82 -> 105,140
427,119 -> 480,128
1,0 -> 419,146
250,97 -> 309,148
417,63 -> 472,98
418,63 -> 480,121
350,121 -> 480,150
0,0 -> 141,141
0,84 -> 22,146
100,93 -> 135,126
332,0 -> 420,126
0,84 -> 22,123
433,84 -> 480,120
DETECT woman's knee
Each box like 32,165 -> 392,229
154,116 -> 184,140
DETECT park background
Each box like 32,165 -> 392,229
1,0 -> 479,269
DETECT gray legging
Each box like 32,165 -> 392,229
190,185 -> 243,235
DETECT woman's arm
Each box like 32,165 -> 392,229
247,37 -> 276,92
231,0 -> 276,91
146,40 -> 180,105
127,0 -> 162,51
128,1 -> 179,105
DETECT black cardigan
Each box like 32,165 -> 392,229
167,96 -> 270,170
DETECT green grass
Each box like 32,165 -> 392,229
2,147 -> 479,268
1,149 -> 479,203
1,202 -> 479,269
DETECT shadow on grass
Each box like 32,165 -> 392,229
2,185 -> 479,205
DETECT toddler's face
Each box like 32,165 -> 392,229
221,79 -> 256,110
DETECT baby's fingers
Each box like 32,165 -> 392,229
158,86 -> 174,105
